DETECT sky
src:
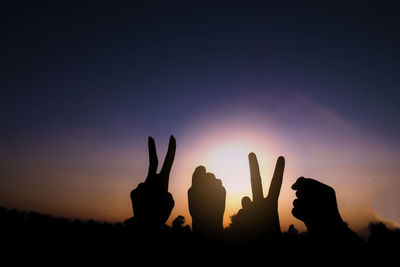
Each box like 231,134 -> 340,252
1,1 -> 400,236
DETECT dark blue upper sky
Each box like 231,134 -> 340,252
2,0 -> 400,147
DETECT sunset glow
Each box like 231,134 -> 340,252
198,138 -> 275,226
2,1 -> 400,241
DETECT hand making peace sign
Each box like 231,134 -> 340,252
130,136 -> 176,230
231,153 -> 285,240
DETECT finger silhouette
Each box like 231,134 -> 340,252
267,156 -> 285,204
192,166 -> 206,187
160,135 -> 176,190
146,136 -> 158,179
291,176 -> 307,191
241,196 -> 252,209
249,152 -> 263,202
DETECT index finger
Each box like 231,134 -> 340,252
267,156 -> 285,204
160,135 -> 176,189
291,177 -> 306,190
249,152 -> 264,202
146,136 -> 158,179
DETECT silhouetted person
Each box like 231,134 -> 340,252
127,136 -> 176,231
229,153 -> 285,241
188,166 -> 226,239
291,177 -> 363,249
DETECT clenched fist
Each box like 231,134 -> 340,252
188,166 -> 226,237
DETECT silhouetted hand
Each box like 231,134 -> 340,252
231,153 -> 285,239
291,177 -> 344,232
188,166 -> 226,237
129,136 -> 176,230
291,177 -> 363,248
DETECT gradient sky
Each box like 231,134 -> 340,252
1,1 -> 400,235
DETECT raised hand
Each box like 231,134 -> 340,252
291,177 -> 363,248
188,166 -> 226,237
129,136 -> 176,230
291,177 -> 346,232
230,153 -> 285,240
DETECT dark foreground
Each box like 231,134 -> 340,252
1,206 -> 398,264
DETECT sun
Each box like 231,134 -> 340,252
202,141 -> 252,193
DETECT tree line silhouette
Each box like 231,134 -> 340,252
1,136 -> 399,262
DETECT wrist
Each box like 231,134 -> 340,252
192,219 -> 223,235
306,216 -> 347,234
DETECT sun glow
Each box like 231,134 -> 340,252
202,141 -> 254,193
171,114 -> 290,228
197,138 -> 275,226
